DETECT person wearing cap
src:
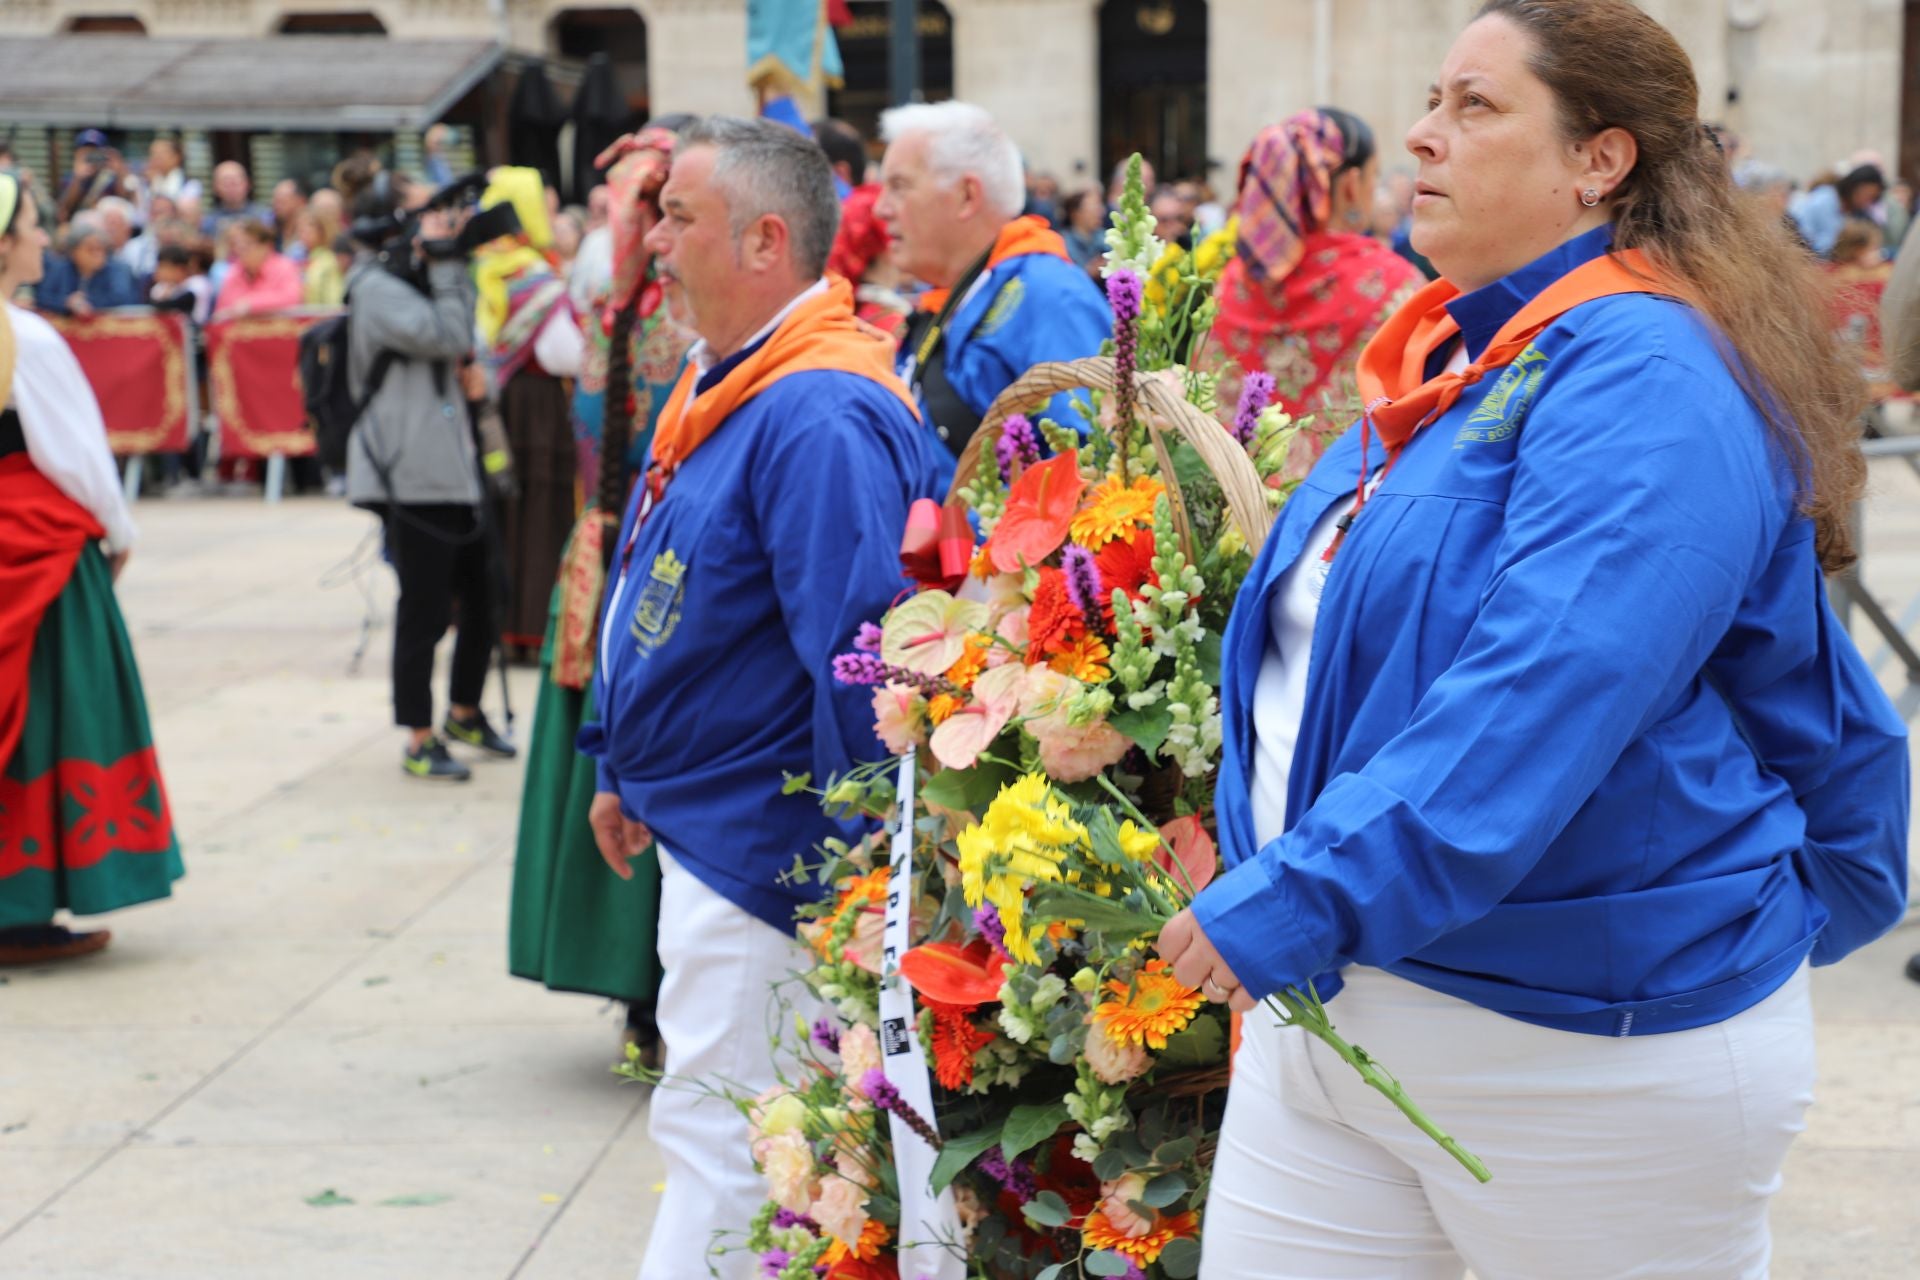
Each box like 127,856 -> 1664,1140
55,129 -> 131,225
875,100 -> 1109,457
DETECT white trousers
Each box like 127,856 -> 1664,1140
639,848 -> 819,1280
1202,965 -> 1815,1280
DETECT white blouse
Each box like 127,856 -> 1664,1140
7,304 -> 137,553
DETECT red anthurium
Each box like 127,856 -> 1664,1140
986,450 -> 1084,574
898,938 -> 1009,1006
1156,815 -> 1217,894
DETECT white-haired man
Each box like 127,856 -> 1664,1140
582,115 -> 952,1279
876,101 -> 1109,457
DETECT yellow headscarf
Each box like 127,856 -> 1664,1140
474,166 -> 557,346
0,172 -> 19,409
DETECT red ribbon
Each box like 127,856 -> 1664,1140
899,497 -> 974,590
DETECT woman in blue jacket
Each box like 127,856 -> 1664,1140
1157,3 -> 1910,1276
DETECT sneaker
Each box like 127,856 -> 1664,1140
403,736 -> 472,782
444,710 -> 517,760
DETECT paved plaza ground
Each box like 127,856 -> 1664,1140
2,472 -> 1918,1279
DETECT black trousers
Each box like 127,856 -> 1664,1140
386,503 -> 496,730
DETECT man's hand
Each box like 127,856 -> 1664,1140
590,790 -> 651,880
1157,908 -> 1257,1013
66,293 -> 93,318
107,548 -> 131,582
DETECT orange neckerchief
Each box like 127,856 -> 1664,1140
651,276 -> 919,477
1326,248 -> 1684,562
915,215 -> 1073,314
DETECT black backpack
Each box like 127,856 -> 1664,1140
298,308 -> 397,471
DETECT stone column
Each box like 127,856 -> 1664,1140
944,0 -> 1101,185
634,0 -> 754,119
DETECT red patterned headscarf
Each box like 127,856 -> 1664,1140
828,183 -> 891,285
1234,110 -> 1347,284
595,126 -> 677,325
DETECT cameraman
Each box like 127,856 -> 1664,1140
345,188 -> 515,781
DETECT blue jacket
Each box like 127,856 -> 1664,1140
34,253 -> 143,314
582,367 -> 953,931
907,249 -> 1110,433
1192,227 -> 1910,1036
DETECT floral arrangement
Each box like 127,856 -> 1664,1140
621,156 -> 1482,1280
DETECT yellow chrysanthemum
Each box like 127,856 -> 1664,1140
1069,475 -> 1165,549
1115,819 -> 1160,862
1049,632 -> 1112,683
1193,217 -> 1238,280
1094,958 -> 1204,1049
954,774 -> 1092,963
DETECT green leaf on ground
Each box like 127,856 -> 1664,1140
304,1189 -> 354,1208
377,1193 -> 453,1208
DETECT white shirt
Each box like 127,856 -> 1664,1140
1249,344 -> 1467,846
6,304 -> 137,553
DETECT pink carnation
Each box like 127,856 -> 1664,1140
1098,1173 -> 1155,1238
809,1174 -> 870,1251
1084,1015 -> 1151,1084
839,1022 -> 883,1091
758,1130 -> 820,1214
1022,669 -> 1132,782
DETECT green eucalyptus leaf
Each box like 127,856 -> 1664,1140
1108,704 -> 1174,759
1160,1235 -> 1202,1278
1152,1136 -> 1198,1167
929,1125 -> 1002,1195
1091,1148 -> 1130,1182
1022,1189 -> 1069,1228
1000,1102 -> 1071,1162
1086,1251 -> 1134,1277
919,761 -> 1015,815
1141,1170 -> 1189,1207
1157,1016 -> 1226,1068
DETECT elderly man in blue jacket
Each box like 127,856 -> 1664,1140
876,101 -> 1110,457
580,116 -> 952,1280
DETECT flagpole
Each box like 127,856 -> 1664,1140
889,0 -> 921,106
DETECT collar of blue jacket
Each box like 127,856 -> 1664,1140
1190,224 -> 1910,1037
1445,223 -> 1615,364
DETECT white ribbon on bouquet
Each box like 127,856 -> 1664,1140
877,753 -> 967,1280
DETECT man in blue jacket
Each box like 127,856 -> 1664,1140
875,101 -> 1110,457
580,116 -> 952,1280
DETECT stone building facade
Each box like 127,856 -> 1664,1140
3,0 -> 1907,191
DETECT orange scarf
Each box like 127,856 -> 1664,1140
1330,248 -> 1685,558
915,215 -> 1073,314
651,277 -> 919,477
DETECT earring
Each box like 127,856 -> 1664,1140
1581,188 -> 1602,207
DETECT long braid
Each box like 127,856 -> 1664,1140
597,298 -> 641,569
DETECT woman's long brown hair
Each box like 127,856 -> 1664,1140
1479,0 -> 1867,570
597,298 -> 641,568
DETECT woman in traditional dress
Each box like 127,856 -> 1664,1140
1160,3 -> 1907,1275
1202,108 -> 1421,441
509,127 -> 689,1062
828,182 -> 912,345
0,174 -> 182,964
475,168 -> 584,662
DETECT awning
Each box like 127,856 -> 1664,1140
0,35 -> 503,131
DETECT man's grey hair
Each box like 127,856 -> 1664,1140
679,116 -> 839,280
880,101 -> 1025,220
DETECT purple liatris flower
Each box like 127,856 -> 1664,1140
811,1017 -> 840,1054
1107,268 -> 1143,329
770,1208 -> 817,1231
977,1145 -> 1037,1201
831,652 -> 888,686
1234,370 -> 1275,444
852,621 -> 884,654
973,904 -> 1011,961
861,1068 -> 901,1111
1062,544 -> 1104,625
994,413 -> 1042,480
759,1250 -> 792,1278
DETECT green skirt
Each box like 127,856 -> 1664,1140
507,574 -> 662,1003
1,544 -> 183,928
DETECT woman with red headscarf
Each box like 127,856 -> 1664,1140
1202,108 -> 1420,455
828,183 -> 912,344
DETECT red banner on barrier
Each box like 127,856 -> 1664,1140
45,310 -> 192,455
208,312 -> 336,460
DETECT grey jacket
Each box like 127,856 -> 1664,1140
344,257 -> 481,508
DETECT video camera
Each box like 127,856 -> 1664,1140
349,171 -> 523,288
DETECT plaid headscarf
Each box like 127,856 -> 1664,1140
1233,110 -> 1348,284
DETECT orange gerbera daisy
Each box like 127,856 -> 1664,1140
808,865 -> 889,957
1081,1207 -> 1199,1265
821,1218 -> 894,1274
1093,958 -> 1204,1049
1027,566 -> 1085,659
944,634 -> 992,690
1049,632 -> 1112,682
927,693 -> 964,725
927,1001 -> 994,1089
1069,475 -> 1164,549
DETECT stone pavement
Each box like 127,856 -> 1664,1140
2,477 -> 1917,1280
